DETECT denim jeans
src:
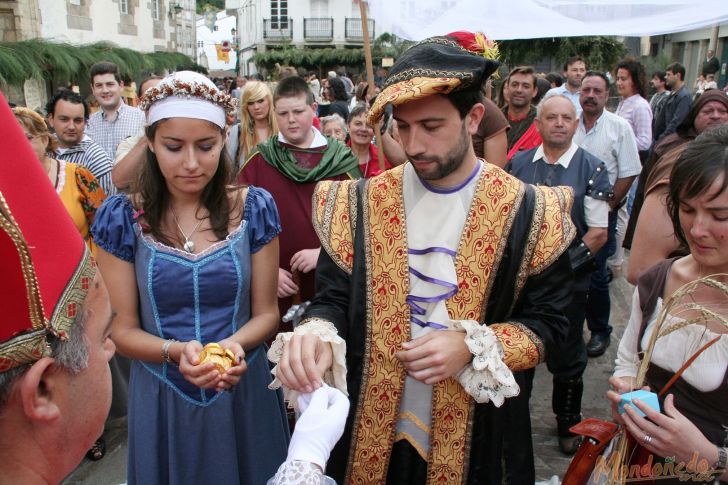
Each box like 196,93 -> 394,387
585,209 -> 617,336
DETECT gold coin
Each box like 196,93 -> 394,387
203,343 -> 225,356
198,343 -> 236,372
217,354 -> 229,366
222,360 -> 233,370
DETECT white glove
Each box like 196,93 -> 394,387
287,384 -> 350,470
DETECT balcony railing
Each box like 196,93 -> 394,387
263,17 -> 292,40
345,17 -> 374,40
304,17 -> 333,40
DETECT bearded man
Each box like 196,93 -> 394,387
269,33 -> 576,484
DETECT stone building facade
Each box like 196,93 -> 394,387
1,0 -> 196,108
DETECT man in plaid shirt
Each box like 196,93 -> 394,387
86,62 -> 145,165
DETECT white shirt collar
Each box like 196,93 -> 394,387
278,127 -> 328,148
579,110 -> 606,133
532,141 -> 579,168
100,101 -> 125,120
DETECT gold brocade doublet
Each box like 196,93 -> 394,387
313,163 -> 574,484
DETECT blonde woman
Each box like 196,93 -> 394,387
227,81 -> 278,171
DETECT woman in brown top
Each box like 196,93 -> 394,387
627,90 -> 728,284
608,125 -> 728,484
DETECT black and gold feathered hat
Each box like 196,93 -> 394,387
368,31 -> 500,124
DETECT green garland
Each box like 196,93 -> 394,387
0,39 -> 206,86
251,34 -> 413,71
251,34 -> 627,74
498,36 -> 629,72
252,47 -> 369,70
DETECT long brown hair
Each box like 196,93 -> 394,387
136,120 -> 235,246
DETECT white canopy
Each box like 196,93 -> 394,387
368,0 -> 728,41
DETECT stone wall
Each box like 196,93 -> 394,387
0,7 -> 17,41
66,0 -> 92,31
116,0 -> 138,36
0,0 -> 41,41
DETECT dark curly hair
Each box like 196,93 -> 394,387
615,58 -> 647,99
46,90 -> 89,119
327,77 -> 349,102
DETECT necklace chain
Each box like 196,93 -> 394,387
170,206 -> 205,253
353,143 -> 371,176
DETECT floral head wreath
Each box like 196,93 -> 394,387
139,77 -> 238,119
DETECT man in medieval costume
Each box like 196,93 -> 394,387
269,33 -> 576,484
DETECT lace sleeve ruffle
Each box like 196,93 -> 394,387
453,319 -> 520,407
267,318 -> 347,411
266,460 -> 336,485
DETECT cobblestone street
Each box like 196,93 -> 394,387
533,271 -> 634,481
63,272 -> 636,484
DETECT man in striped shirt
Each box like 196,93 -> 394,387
46,90 -> 115,196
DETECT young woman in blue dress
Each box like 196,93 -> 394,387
92,71 -> 289,485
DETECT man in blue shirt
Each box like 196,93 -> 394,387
546,56 -> 587,117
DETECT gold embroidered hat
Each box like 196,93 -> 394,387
368,31 -> 500,124
0,93 -> 95,372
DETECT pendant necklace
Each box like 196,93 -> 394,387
170,206 -> 205,253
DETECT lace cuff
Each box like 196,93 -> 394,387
453,319 -> 520,406
267,460 -> 336,485
267,318 -> 348,410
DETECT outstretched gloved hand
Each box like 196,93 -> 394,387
287,384 -> 350,470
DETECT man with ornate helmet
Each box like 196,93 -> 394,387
0,93 -> 115,483
269,32 -> 576,483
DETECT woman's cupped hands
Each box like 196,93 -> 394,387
179,339 -> 247,391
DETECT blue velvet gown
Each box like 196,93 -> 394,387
92,187 -> 290,485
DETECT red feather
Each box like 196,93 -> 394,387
446,31 -> 483,54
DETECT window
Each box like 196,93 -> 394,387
120,0 -> 128,14
310,0 -> 327,17
271,0 -> 288,29
152,0 -> 161,21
